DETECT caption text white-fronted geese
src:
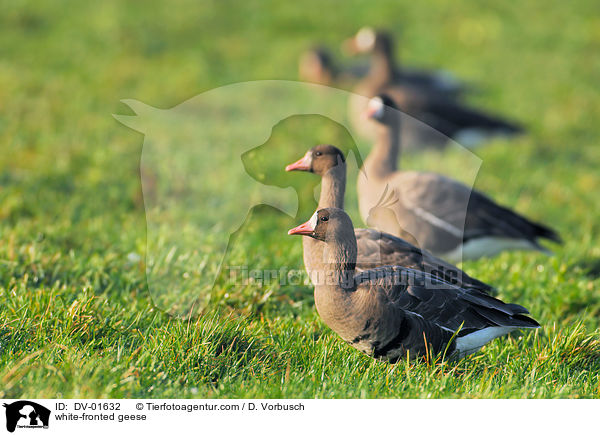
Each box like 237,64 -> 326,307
358,95 -> 561,262
288,208 -> 539,362
286,144 -> 492,292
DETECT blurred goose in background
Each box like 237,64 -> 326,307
298,47 -> 336,86
286,144 -> 492,292
358,95 -> 561,262
298,46 -> 369,87
345,27 -> 523,148
288,208 -> 540,362
344,27 -> 468,98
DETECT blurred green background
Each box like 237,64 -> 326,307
1,0 -> 599,398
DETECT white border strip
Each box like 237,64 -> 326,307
0,399 -> 593,435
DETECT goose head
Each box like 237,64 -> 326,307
285,144 -> 346,176
288,208 -> 354,243
298,47 -> 335,85
364,94 -> 399,125
343,27 -> 394,56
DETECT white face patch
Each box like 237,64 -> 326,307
304,151 -> 313,166
356,27 -> 376,52
308,211 -> 319,231
367,97 -> 384,118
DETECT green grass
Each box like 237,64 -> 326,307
1,0 -> 600,398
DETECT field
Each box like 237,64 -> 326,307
1,0 -> 599,398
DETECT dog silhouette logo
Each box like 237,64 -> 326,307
2,401 -> 50,432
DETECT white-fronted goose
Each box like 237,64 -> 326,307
358,95 -> 561,262
344,27 -> 468,98
298,46 -> 369,87
346,27 -> 523,146
288,208 -> 539,361
286,144 -> 492,292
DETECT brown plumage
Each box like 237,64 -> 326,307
358,95 -> 561,262
286,144 -> 492,292
288,208 -> 539,362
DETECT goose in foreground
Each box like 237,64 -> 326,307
345,27 -> 523,147
288,208 -> 540,361
286,144 -> 492,293
358,95 -> 561,262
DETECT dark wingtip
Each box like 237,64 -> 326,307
507,121 -> 526,135
542,229 -> 562,244
534,222 -> 562,244
550,231 -> 563,244
513,313 -> 541,328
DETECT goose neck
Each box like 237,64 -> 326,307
367,46 -> 396,87
318,164 -> 346,209
365,122 -> 400,179
314,233 -> 357,293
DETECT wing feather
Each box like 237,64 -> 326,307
355,265 -> 539,333
355,228 -> 494,293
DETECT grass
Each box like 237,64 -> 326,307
1,0 -> 600,398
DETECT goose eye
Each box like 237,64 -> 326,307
320,216 -> 329,222
314,151 -> 322,156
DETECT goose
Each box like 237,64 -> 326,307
288,208 -> 540,361
286,144 -> 492,293
298,46 -> 369,86
358,95 -> 561,262
343,27 -> 468,98
345,27 -> 523,147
